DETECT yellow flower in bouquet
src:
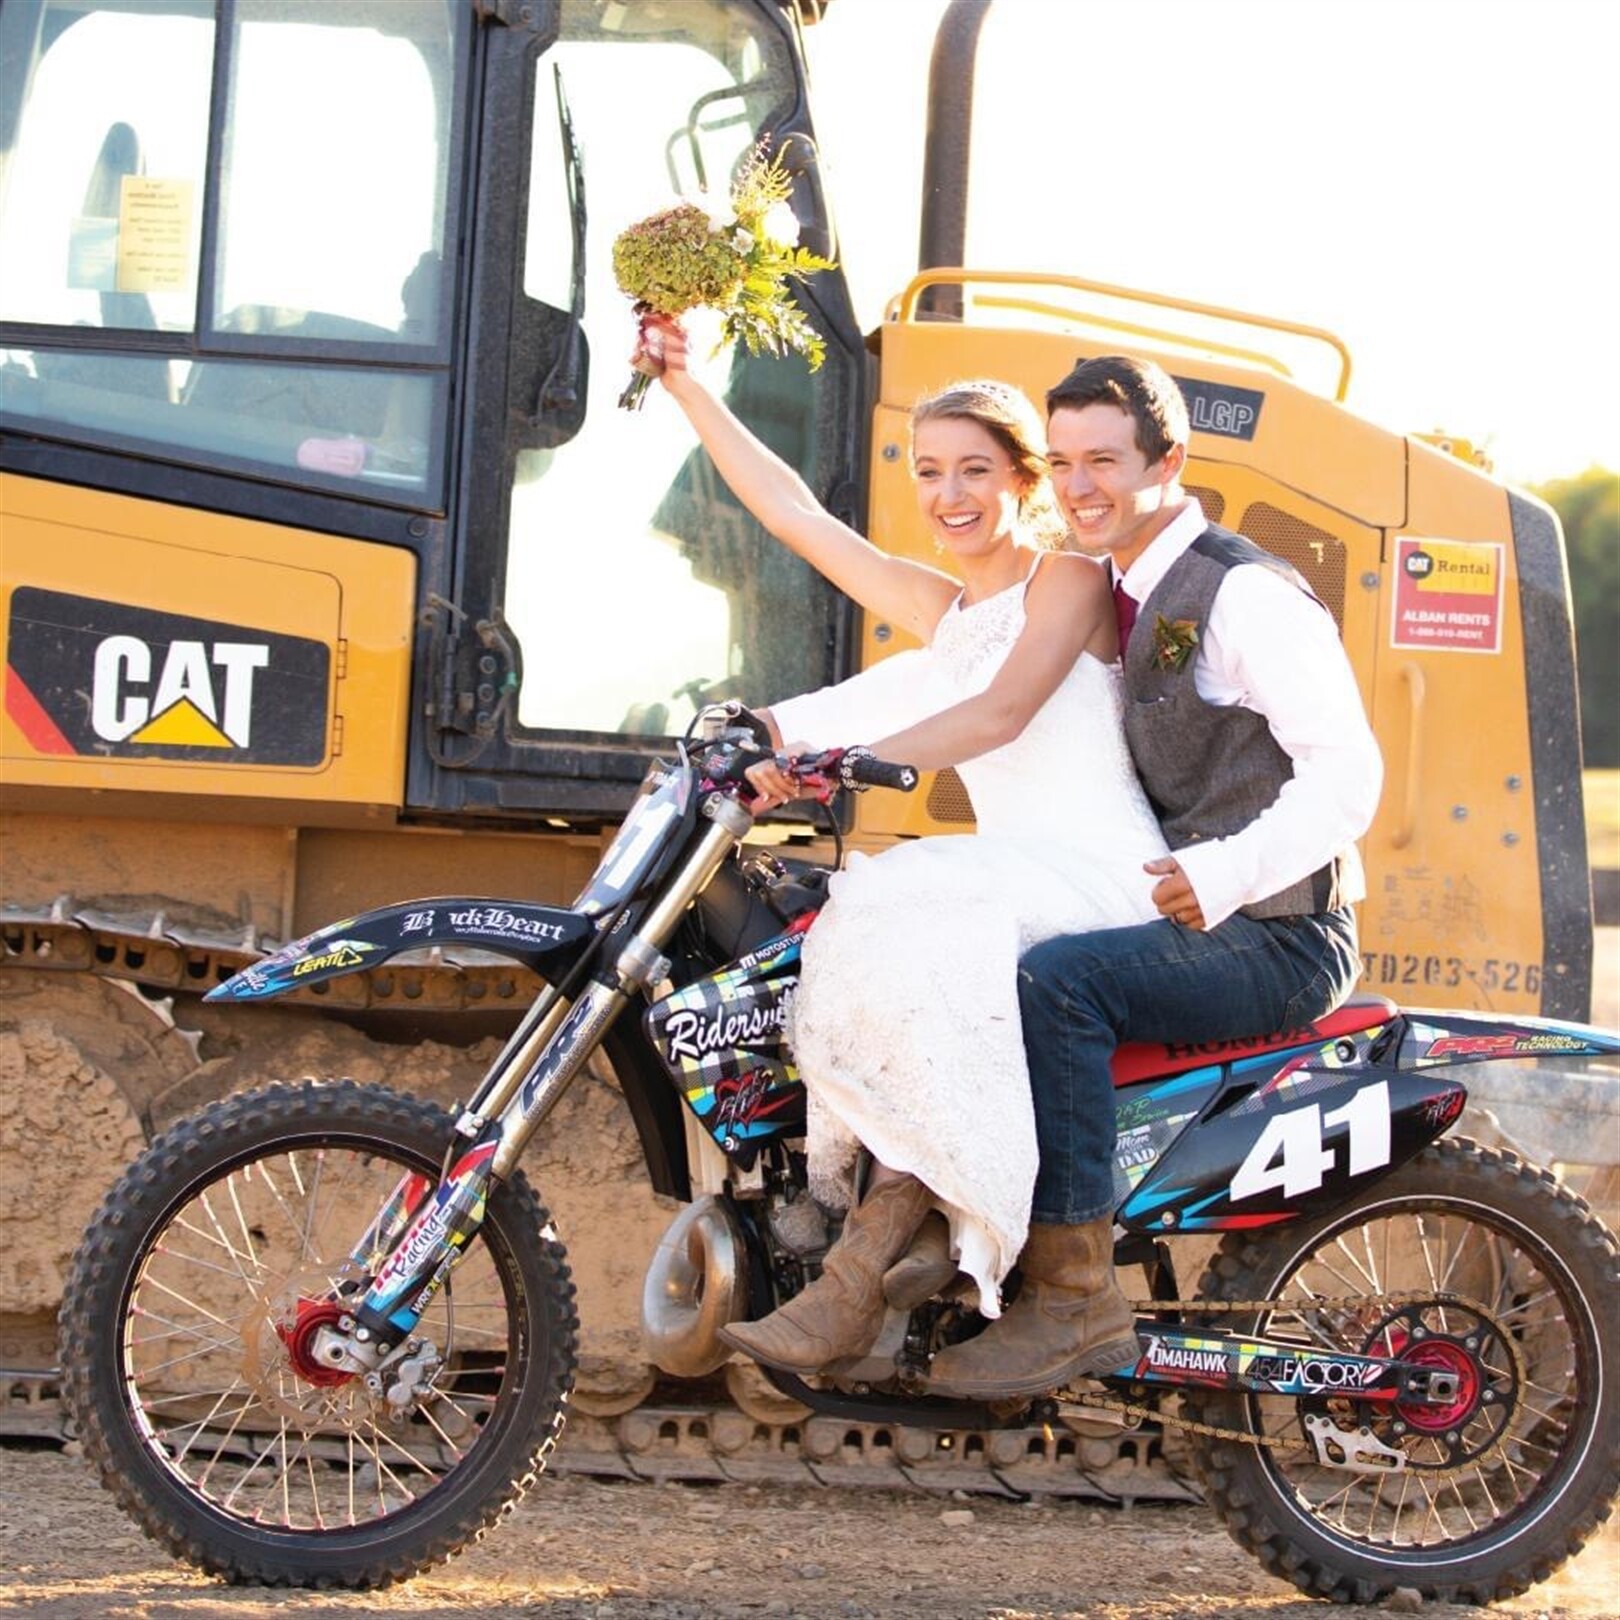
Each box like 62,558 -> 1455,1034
613,143 -> 836,409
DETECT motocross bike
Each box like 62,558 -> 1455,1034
59,703 -> 1620,1603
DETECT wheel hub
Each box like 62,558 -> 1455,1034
276,1297 -> 356,1388
1394,1334 -> 1482,1432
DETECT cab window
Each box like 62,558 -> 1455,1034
0,0 -> 461,506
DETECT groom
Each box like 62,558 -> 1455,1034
929,355 -> 1383,1397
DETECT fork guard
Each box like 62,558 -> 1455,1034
203,898 -> 593,1002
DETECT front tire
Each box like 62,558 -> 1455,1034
1183,1138 -> 1620,1604
59,1081 -> 578,1587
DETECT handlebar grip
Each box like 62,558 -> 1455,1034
846,754 -> 919,793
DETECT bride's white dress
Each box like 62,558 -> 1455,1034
770,560 -> 1169,1316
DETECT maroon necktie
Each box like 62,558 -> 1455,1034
1113,578 -> 1138,650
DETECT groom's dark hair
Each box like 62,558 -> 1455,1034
1046,356 -> 1190,468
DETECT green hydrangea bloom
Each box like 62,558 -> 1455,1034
612,203 -> 744,317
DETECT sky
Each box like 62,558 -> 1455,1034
803,0 -> 1620,488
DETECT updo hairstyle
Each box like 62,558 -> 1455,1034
909,380 -> 1068,548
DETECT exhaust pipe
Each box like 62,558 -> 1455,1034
640,1196 -> 747,1377
917,0 -> 993,320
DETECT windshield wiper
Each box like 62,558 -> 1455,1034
534,61 -> 587,431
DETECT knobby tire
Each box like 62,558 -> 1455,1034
58,1080 -> 579,1587
1181,1137 -> 1620,1604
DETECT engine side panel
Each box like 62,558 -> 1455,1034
1,473 -> 414,812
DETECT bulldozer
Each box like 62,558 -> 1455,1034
0,0 -> 1606,1497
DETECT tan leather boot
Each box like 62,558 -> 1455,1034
719,1175 -> 933,1373
882,1210 -> 959,1309
924,1218 -> 1139,1399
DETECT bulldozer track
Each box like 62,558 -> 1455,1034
1,906 -> 545,1012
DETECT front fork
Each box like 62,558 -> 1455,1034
316,795 -> 754,1372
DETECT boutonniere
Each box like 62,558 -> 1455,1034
1151,613 -> 1200,672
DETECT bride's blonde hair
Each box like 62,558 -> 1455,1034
909,380 -> 1069,548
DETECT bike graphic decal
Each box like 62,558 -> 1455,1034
1405,1013 -> 1620,1067
1121,1327 -> 1405,1399
1420,1088 -> 1468,1130
1108,1065 -> 1221,1206
206,897 -> 592,1000
1228,1081 -> 1392,1203
578,770 -> 693,916
646,925 -> 809,1162
1119,1065 -> 1465,1233
364,1140 -> 497,1331
1136,1333 -> 1230,1385
1109,1000 -> 1393,1086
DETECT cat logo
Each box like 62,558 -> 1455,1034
92,636 -> 269,748
5,588 -> 329,765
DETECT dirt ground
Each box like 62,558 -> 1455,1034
1,1441 -> 1615,1620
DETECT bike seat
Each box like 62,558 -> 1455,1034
1110,994 -> 1398,1087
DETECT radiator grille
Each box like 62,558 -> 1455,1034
1183,484 -> 1227,525
926,768 -> 975,824
1237,501 -> 1347,628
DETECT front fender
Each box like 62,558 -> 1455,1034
204,898 -> 593,1003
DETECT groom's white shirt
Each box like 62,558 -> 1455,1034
1114,500 -> 1383,930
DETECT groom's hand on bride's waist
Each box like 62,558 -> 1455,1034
1145,856 -> 1206,931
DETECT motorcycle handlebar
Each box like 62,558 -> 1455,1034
838,752 -> 919,793
789,745 -> 918,797
697,737 -> 918,800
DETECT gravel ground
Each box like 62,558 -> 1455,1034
2,1442 -> 1615,1620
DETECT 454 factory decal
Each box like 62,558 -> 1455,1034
5,588 -> 329,765
1127,1329 -> 1402,1399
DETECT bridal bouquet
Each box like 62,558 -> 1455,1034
612,143 -> 836,409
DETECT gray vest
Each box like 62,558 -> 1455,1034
1122,526 -> 1350,919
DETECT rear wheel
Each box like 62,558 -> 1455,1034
1183,1138 -> 1620,1604
59,1081 -> 578,1587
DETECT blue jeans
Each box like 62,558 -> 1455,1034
1018,908 -> 1362,1224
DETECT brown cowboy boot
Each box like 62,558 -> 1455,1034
924,1218 -> 1139,1399
881,1210 -> 959,1309
719,1175 -> 934,1373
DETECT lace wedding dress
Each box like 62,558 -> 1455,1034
770,558 -> 1169,1316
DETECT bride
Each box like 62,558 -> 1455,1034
632,318 -> 1163,1377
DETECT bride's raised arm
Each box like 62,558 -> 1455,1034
634,317 -> 960,642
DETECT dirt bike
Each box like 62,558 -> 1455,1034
59,703 -> 1620,1603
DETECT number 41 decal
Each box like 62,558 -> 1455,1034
1229,1081 -> 1392,1203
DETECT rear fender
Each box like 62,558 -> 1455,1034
203,898 -> 593,1002
1398,1009 -> 1620,1070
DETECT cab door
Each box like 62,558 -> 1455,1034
415,0 -> 868,821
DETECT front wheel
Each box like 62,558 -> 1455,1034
59,1081 -> 578,1587
1183,1138 -> 1620,1605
